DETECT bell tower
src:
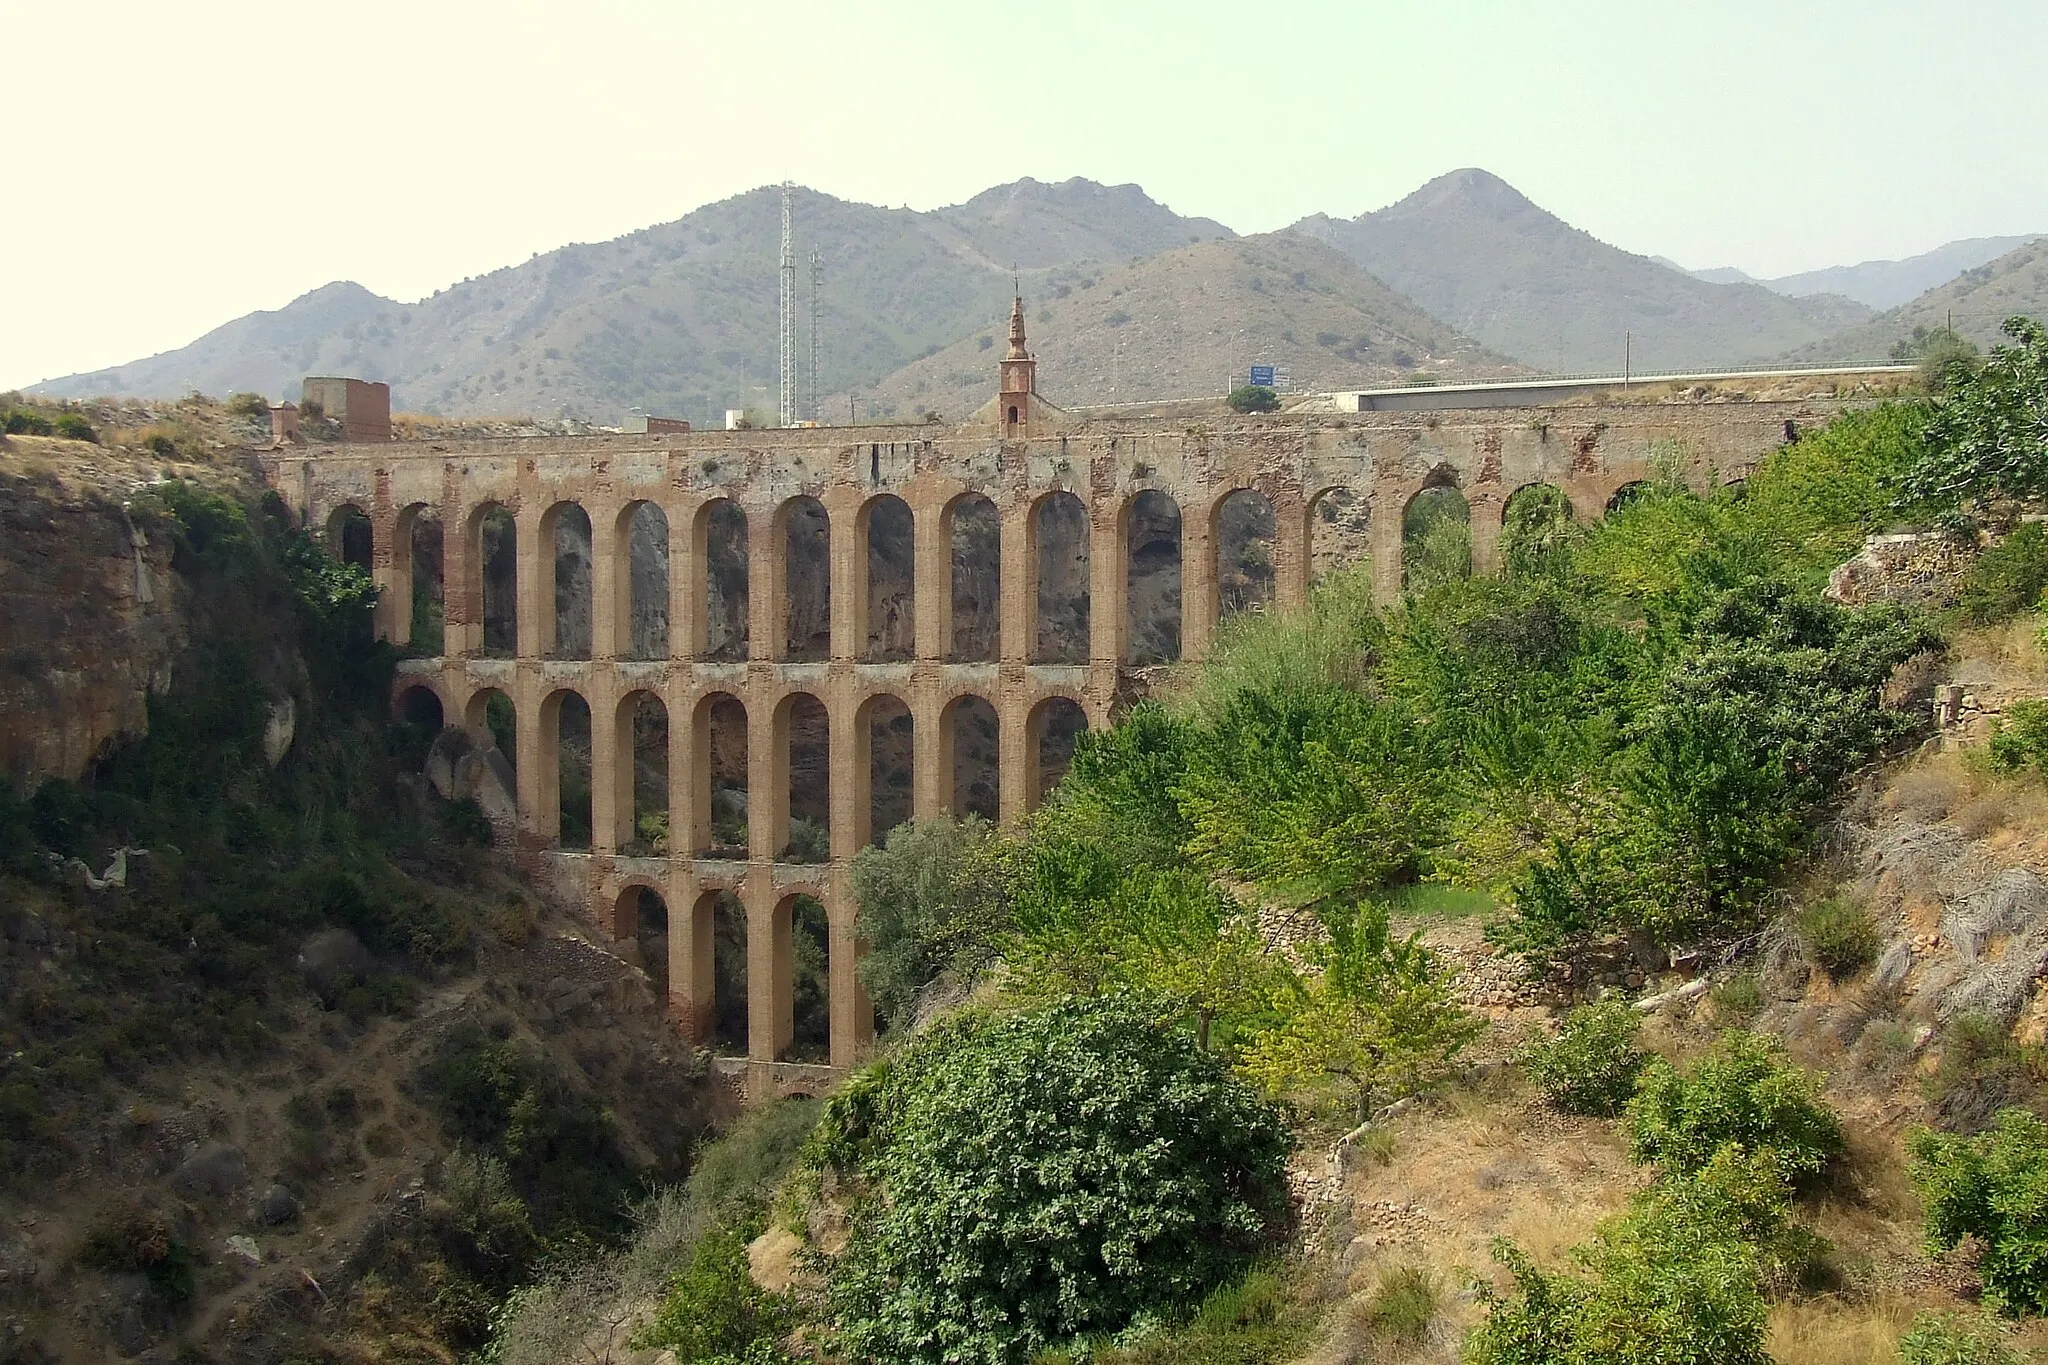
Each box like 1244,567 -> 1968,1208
998,294 -> 1035,432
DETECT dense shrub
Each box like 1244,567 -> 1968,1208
1036,1265 -> 1320,1365
1518,997 -> 1645,1117
635,1222 -> 798,1362
1624,1030 -> 1843,1182
1,406 -> 53,435
1909,1108 -> 2048,1316
52,412 -> 96,442
1902,316 -> 2048,505
815,996 -> 1293,1364
226,391 -> 272,418
1466,1209 -> 1769,1365
1955,521 -> 2048,625
1988,699 -> 2048,776
1226,384 -> 1279,414
1896,1311 -> 2023,1365
1794,896 -> 1881,980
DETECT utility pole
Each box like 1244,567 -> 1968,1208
778,182 -> 796,429
1624,331 -> 1632,386
809,250 -> 823,424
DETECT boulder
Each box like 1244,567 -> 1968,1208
298,928 -> 373,996
173,1142 -> 247,1198
257,1183 -> 300,1226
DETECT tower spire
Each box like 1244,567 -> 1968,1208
1006,293 -> 1030,360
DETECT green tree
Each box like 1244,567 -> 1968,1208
1177,687 -> 1446,904
1902,316 -> 2048,505
1240,900 -> 1480,1122
1226,384 -> 1280,414
1909,1107 -> 2048,1317
850,817 -> 1012,1028
636,1223 -> 798,1363
817,996 -> 1292,1365
1499,484 -> 1578,579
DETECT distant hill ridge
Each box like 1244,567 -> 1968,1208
30,178 -> 1231,424
29,167 -> 2044,421
1670,235 -> 2044,310
1289,168 -> 1873,374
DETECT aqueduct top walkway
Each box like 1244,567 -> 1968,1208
267,389 -> 1848,1094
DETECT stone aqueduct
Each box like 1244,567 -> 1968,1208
268,393 -> 1841,1094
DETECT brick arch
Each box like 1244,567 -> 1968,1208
537,684 -> 593,846
391,679 -> 448,729
610,687 -> 670,851
1024,692 -> 1090,811
612,497 -> 673,661
938,690 -> 1001,822
852,689 -> 914,851
771,494 -> 832,662
854,492 -> 915,663
940,489 -> 1002,662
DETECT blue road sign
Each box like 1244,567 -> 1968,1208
1249,365 -> 1275,387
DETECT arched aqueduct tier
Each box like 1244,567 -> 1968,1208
268,396 -> 1842,1093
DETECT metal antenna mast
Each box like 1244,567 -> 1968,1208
808,250 -> 823,423
778,182 -> 796,428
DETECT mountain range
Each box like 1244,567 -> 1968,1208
25,171 -> 2048,420
1674,235 -> 2042,310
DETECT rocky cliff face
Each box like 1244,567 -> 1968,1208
0,441 -> 191,791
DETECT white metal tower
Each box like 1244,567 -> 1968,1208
808,250 -> 823,424
778,182 -> 796,429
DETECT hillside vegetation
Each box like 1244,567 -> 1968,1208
1293,168 -> 1875,373
0,454 -> 715,1362
470,329 -> 2048,1362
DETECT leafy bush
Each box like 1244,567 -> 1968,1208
635,1222 -> 798,1362
1903,316 -> 2048,505
1359,1263 -> 1439,1344
52,412 -> 96,442
815,995 -> 1292,1364
1909,1107 -> 2048,1316
1896,1311 -> 2023,1365
226,391 -> 272,418
850,817 -> 1011,1027
1624,1030 -> 1843,1182
1466,1207 -> 1769,1365
1988,699 -> 2048,776
1955,522 -> 2048,625
1711,973 -> 1766,1025
1226,384 -> 1279,414
1795,897 -> 1881,980
1036,1264 -> 1320,1365
1519,997 -> 1645,1117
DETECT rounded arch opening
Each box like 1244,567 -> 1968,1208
777,495 -> 831,662
1031,490 -> 1089,664
944,492 -> 1001,662
780,893 -> 830,1064
697,888 -> 747,1055
692,692 -> 749,858
1027,696 -> 1088,811
463,687 -> 517,771
398,502 -> 444,652
697,497 -> 749,661
1307,485 -> 1368,586
1607,480 -> 1651,514
619,499 -> 670,660
1402,483 -> 1471,595
777,692 -> 830,863
615,884 -> 669,1000
616,689 -> 670,854
1123,489 -> 1181,664
1214,489 -> 1276,620
396,683 -> 444,731
943,693 -> 1001,821
468,502 -> 518,657
859,494 -> 914,662
858,692 -> 913,850
541,500 -> 593,659
326,504 -> 371,569
542,687 -> 592,849
1500,482 -> 1575,577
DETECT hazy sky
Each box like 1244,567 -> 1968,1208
8,0 -> 2045,388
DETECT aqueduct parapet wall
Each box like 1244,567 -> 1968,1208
268,397 -> 1842,1093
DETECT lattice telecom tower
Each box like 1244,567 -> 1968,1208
778,182 -> 797,429
808,250 -> 823,424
